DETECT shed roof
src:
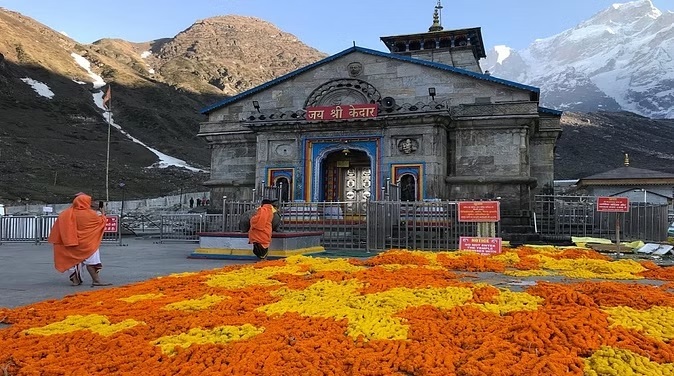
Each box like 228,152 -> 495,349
578,166 -> 674,186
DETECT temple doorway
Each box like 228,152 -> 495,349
321,149 -> 372,212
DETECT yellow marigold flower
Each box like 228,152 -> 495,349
206,265 -> 303,289
503,270 -> 552,277
472,290 -> 543,315
259,279 -> 475,340
492,251 -> 520,265
119,293 -> 164,303
534,255 -> 645,279
153,324 -> 265,355
584,346 -> 674,376
286,255 -> 365,273
604,306 -> 674,342
24,314 -> 142,337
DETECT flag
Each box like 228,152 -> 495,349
102,86 -> 111,110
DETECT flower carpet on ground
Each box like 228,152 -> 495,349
2,247 -> 674,375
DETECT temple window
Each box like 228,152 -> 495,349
439,38 -> 451,48
408,40 -> 422,51
395,42 -> 407,52
275,177 -> 291,202
423,39 -> 436,50
400,174 -> 418,202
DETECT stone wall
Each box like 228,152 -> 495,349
200,49 -> 560,211
203,51 -> 531,124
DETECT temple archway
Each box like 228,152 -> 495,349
274,177 -> 291,202
399,174 -> 418,201
320,149 -> 372,207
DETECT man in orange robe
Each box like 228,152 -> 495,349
48,193 -> 112,286
248,199 -> 277,260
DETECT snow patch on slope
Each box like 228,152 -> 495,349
70,53 -> 206,172
20,78 -> 54,99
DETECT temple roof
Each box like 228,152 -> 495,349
200,46 -> 540,115
578,166 -> 674,185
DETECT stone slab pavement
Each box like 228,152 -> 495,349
0,238 -> 255,309
2,238 -> 668,310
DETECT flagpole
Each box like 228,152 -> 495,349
105,88 -> 111,202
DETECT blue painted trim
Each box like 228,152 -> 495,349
200,46 -> 540,114
538,106 -> 563,116
389,162 -> 427,200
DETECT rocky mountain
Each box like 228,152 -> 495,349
482,0 -> 674,119
1,5 -> 673,204
0,9 -> 325,204
557,112 -> 674,179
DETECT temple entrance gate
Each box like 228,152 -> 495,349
321,149 -> 371,214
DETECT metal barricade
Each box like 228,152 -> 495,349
0,214 -> 122,245
180,201 -> 499,252
222,201 -> 259,232
281,201 -> 369,250
159,214 -> 204,243
534,195 -> 669,242
0,215 -> 40,244
366,201 -> 480,251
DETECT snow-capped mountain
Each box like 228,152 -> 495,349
482,0 -> 674,118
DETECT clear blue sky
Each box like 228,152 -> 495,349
1,0 -> 672,53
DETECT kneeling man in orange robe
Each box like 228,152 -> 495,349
48,193 -> 112,286
248,199 -> 278,260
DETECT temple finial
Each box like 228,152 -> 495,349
429,0 -> 444,32
624,153 -> 630,167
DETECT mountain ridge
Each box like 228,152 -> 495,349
1,4 -> 673,205
482,0 -> 674,119
0,9 -> 326,204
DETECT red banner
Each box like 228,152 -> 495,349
305,104 -> 378,121
459,237 -> 503,255
597,197 -> 629,212
457,201 -> 500,222
105,216 -> 119,233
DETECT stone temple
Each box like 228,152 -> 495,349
198,3 -> 562,216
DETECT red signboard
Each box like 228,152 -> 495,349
597,197 -> 629,212
104,215 -> 119,233
459,237 -> 503,255
457,201 -> 500,222
305,104 -> 378,121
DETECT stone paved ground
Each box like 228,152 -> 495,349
1,239 -> 669,309
0,238 -> 254,309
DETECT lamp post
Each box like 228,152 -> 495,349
179,187 -> 183,210
119,182 -> 126,221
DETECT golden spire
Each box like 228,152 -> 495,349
429,0 -> 444,32
624,153 -> 630,167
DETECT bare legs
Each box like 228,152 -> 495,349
86,264 -> 112,286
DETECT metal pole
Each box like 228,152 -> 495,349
222,196 -> 227,232
615,212 -> 621,258
120,190 -> 125,220
105,109 -> 111,202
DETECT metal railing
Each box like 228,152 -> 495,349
281,201 -> 369,250
534,195 -> 670,242
367,201 -> 482,251
0,215 -> 122,245
161,201 -> 495,251
159,214 -> 205,243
